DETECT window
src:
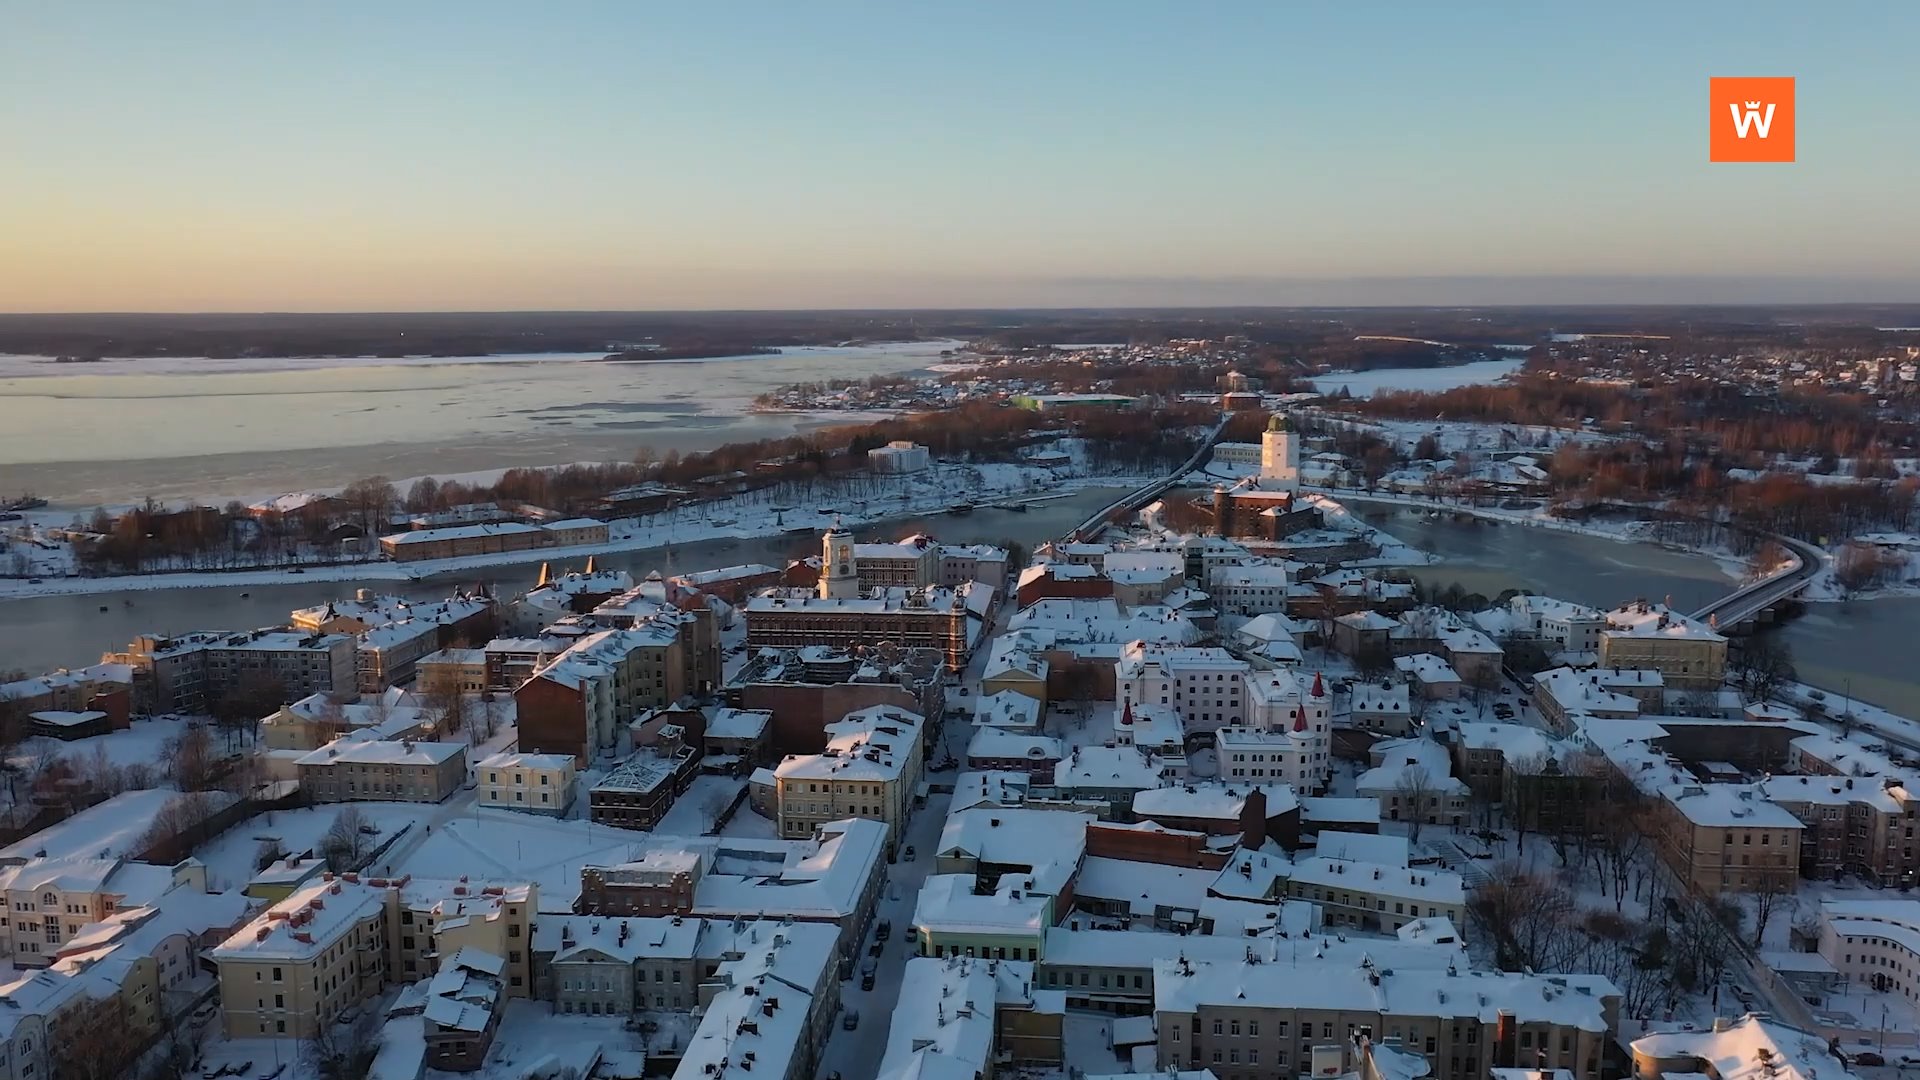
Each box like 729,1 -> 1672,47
1214,1020 -> 1224,1036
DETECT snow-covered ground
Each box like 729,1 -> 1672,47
653,775 -> 745,835
1308,358 -> 1525,399
193,802 -> 434,892
0,459 -> 1151,601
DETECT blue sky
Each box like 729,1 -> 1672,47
1,1 -> 1914,310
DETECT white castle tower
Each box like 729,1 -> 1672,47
819,523 -> 859,600
1260,412 -> 1300,493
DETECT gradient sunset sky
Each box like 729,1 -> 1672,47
3,1 -> 1915,312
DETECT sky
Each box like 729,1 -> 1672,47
2,1 -> 1916,312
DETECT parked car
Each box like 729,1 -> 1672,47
868,940 -> 883,958
903,845 -> 916,861
843,1009 -> 860,1030
1852,1053 -> 1885,1067
876,919 -> 892,941
1894,1052 -> 1920,1067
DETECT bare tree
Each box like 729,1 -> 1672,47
304,1007 -> 382,1080
1467,866 -> 1580,972
1730,636 -> 1794,704
49,992 -> 149,1080
149,1008 -> 209,1080
1394,766 -> 1438,845
1592,790 -> 1649,913
1746,875 -> 1796,950
163,726 -> 218,792
321,805 -> 373,871
1504,751 -> 1550,857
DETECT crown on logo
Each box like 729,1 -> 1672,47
1743,101 -> 1762,109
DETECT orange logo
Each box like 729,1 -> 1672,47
1710,77 -> 1794,162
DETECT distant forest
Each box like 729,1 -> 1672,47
3,305 -> 1918,360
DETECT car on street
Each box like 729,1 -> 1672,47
903,845 -> 916,861
843,1009 -> 860,1030
876,919 -> 892,941
1852,1053 -> 1885,1067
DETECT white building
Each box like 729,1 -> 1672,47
774,706 -> 925,846
1506,594 -> 1606,654
1211,564 -> 1291,617
1260,413 -> 1300,493
868,440 -> 932,474
476,751 -> 577,816
819,524 -> 859,600
1117,644 -> 1251,732
1213,668 -> 1332,793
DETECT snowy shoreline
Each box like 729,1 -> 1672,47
0,466 -> 1147,602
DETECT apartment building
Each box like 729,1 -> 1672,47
1654,783 -> 1803,895
210,877 -> 392,1038
575,821 -> 888,964
1285,857 -> 1466,936
1155,959 -> 1616,1080
291,592 -> 497,690
107,630 -> 357,714
1116,644 -> 1251,730
853,536 -> 942,589
260,691 -> 435,751
1816,899 -> 1920,1001
743,587 -> 983,672
774,706 -> 925,846
868,440 -> 931,473
1502,595 -> 1605,655
211,874 -> 535,1039
377,519 -> 611,562
668,563 -> 783,605
295,737 -> 468,803
1758,774 -> 1920,885
1597,602 -> 1727,690
514,625 -> 687,762
0,856 -> 193,966
416,648 -> 488,695
476,751 -> 578,817
1532,667 -> 1661,734
938,544 -> 1010,589
534,913 -> 704,1013
589,744 -> 700,831
0,664 -> 133,729
1212,564 -> 1292,617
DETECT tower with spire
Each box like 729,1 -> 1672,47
818,522 -> 859,600
1260,412 -> 1300,493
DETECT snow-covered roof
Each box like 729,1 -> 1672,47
477,750 -> 575,772
705,707 -> 774,740
1660,783 -> 1805,829
1632,1014 -> 1850,1080
1133,782 -> 1297,822
212,877 -> 388,961
1393,653 -> 1461,684
382,521 -> 544,545
296,737 -> 466,768
1315,831 -> 1411,868
1054,745 -> 1162,792
1156,958 -> 1612,1028
1602,601 -> 1726,642
913,873 -> 1050,937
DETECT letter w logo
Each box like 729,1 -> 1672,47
1728,100 -> 1776,139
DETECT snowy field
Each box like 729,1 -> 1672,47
1309,357 -> 1525,399
193,802 -> 432,891
653,775 -> 746,835
393,808 -> 659,905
